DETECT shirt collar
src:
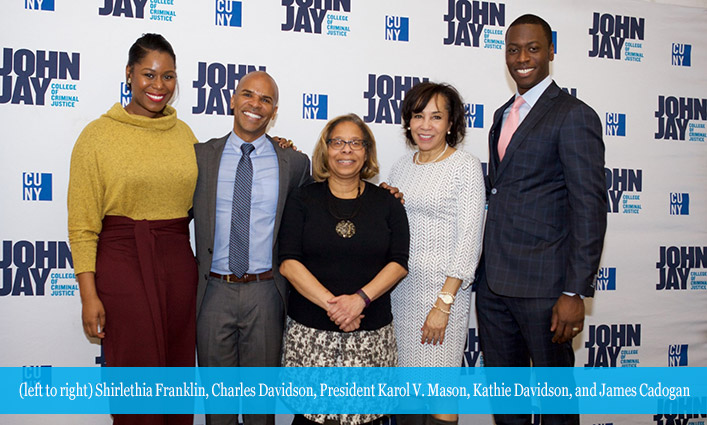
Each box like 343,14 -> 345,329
227,131 -> 269,155
515,75 -> 553,108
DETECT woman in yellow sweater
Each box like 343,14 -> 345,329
68,34 -> 196,425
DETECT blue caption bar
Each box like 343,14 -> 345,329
2,367 -> 706,414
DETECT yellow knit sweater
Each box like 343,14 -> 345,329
68,103 -> 198,274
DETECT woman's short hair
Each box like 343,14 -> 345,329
401,82 -> 466,148
312,113 -> 380,182
126,33 -> 176,89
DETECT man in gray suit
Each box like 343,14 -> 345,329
193,71 -> 312,425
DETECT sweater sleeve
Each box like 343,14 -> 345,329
67,125 -> 105,274
277,187 -> 306,264
385,190 -> 410,271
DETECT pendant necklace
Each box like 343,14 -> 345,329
327,181 -> 363,239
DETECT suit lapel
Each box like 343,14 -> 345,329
495,82 -> 561,179
206,135 -> 228,246
269,136 -> 290,248
488,96 -> 514,186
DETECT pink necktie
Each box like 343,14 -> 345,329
497,96 -> 525,161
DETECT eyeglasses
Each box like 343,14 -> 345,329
326,138 -> 367,150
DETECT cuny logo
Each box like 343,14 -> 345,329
605,113 -> 626,136
281,0 -> 351,37
462,328 -> 482,367
362,74 -> 428,124
596,267 -> 616,291
385,16 -> 409,42
120,82 -> 132,106
192,62 -> 266,115
465,104 -> 484,128
443,0 -> 505,49
584,323 -> 641,367
670,193 -> 689,216
216,0 -> 241,27
653,414 -> 707,425
588,12 -> 645,62
0,47 -> 80,107
561,87 -> 577,97
656,246 -> 706,291
25,0 -> 54,11
1,240 -> 75,297
668,344 -> 688,367
23,172 -> 52,201
605,167 -> 642,214
655,95 -> 706,142
99,0 -> 176,22
302,94 -> 327,120
22,365 -> 52,388
672,43 -> 691,67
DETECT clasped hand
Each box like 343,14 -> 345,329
326,294 -> 365,332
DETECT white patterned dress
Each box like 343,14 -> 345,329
389,149 -> 486,367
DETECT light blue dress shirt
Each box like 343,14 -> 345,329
501,75 -> 553,127
211,132 -> 279,275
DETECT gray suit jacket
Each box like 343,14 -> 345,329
483,81 -> 607,299
193,133 -> 313,317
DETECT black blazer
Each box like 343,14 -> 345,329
483,81 -> 607,298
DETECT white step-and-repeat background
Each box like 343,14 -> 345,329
1,0 -> 705,424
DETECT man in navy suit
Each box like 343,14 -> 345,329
476,14 -> 607,425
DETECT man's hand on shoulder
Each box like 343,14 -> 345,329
550,293 -> 585,344
380,182 -> 404,205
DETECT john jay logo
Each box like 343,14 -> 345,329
588,12 -> 645,62
302,94 -> 327,120
25,0 -> 54,11
672,43 -> 691,67
670,193 -> 689,215
281,0 -> 351,37
0,47 -> 80,107
656,246 -> 706,291
192,63 -> 266,115
362,74 -> 428,124
465,104 -> 483,128
120,82 -> 132,106
1,240 -> 75,297
23,172 -> 52,201
655,95 -> 706,142
654,414 -> 707,425
99,0 -> 176,22
462,328 -> 482,367
605,113 -> 626,136
385,16 -> 409,42
668,345 -> 688,367
596,267 -> 616,291
444,0 -> 505,49
216,0 -> 241,27
605,167 -> 642,214
584,324 -> 641,367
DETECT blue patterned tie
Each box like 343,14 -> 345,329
229,143 -> 255,277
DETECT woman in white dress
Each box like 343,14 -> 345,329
388,82 -> 486,425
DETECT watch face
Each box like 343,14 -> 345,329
438,293 -> 454,304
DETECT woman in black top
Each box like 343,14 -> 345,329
278,113 -> 410,425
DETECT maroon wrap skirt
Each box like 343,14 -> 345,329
95,215 -> 197,368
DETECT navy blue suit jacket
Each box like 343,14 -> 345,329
483,81 -> 607,299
